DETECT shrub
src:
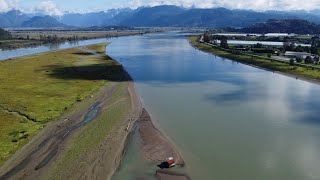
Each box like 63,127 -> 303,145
290,58 -> 295,65
305,56 -> 314,64
296,57 -> 303,63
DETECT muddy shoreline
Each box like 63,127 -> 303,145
113,108 -> 189,180
0,44 -> 140,179
0,83 -> 123,179
0,43 -> 187,180
1,31 -> 147,51
138,109 -> 184,165
156,170 -> 190,180
137,109 -> 189,179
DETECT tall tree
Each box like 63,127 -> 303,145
220,36 -> 229,49
305,56 -> 314,64
203,32 -> 211,43
0,28 -> 12,40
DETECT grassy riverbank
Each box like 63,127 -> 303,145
190,36 -> 320,82
0,39 -> 42,49
0,43 -> 127,165
0,31 -> 145,50
11,31 -> 143,40
45,82 -> 133,179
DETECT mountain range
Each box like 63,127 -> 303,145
22,16 -> 66,28
227,19 -> 320,34
0,10 -> 30,27
59,8 -> 135,27
1,6 -> 320,28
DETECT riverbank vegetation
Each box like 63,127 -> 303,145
0,43 -> 126,165
0,28 -> 12,40
46,82 -> 132,179
0,30 -> 146,50
190,36 -> 320,81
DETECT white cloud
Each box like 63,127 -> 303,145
0,0 -> 10,12
2,0 -> 320,14
35,0 -> 63,16
0,0 -> 19,12
130,0 -> 143,8
129,0 -> 320,11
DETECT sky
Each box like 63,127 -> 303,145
1,0 -> 320,15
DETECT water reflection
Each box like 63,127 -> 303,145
0,38 -> 109,60
2,32 -> 320,180
44,40 -> 80,50
108,33 -> 320,180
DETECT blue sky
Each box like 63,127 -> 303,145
1,0 -> 320,15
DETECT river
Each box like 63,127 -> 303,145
1,32 -> 320,180
0,38 -> 114,60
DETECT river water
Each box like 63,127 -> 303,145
0,38 -> 117,60
1,32 -> 320,180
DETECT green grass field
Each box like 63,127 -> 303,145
0,40 -> 42,50
0,43 -> 125,165
190,36 -> 320,81
47,82 -> 131,179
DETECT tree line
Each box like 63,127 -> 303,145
0,28 -> 12,40
203,32 -> 229,49
39,35 -> 80,43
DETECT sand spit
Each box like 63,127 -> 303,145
138,109 -> 184,165
136,108 -> 189,180
156,170 -> 190,180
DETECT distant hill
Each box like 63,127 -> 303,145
59,8 -> 135,27
232,19 -> 320,34
0,28 -> 12,40
118,6 -> 320,27
121,7 -> 274,27
0,10 -> 66,28
21,16 -> 66,28
120,5 -> 185,26
80,26 -> 135,31
1,6 -> 320,28
0,10 -> 30,27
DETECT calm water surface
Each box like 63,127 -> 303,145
108,32 -> 320,180
0,38 -> 117,60
1,32 -> 320,180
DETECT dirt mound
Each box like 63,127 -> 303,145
138,109 -> 184,165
